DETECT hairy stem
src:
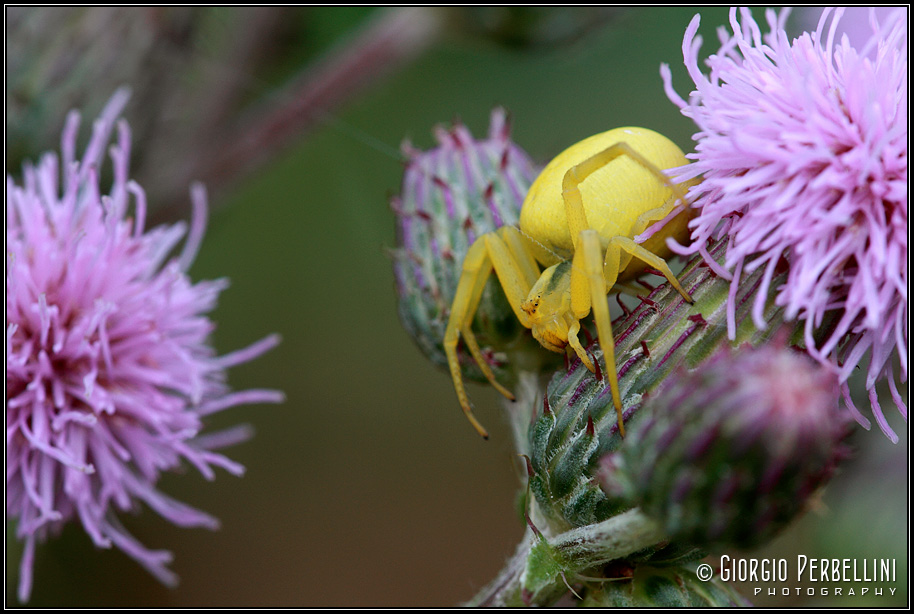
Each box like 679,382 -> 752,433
466,509 -> 664,606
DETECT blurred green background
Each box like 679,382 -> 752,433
6,7 -> 907,607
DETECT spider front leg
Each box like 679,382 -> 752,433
568,231 -> 698,438
444,227 -> 540,439
561,141 -> 694,435
569,230 -> 626,435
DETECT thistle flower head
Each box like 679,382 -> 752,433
661,7 -> 908,440
601,341 -> 851,550
6,90 -> 283,602
391,109 -> 542,381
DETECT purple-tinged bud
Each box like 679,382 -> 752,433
391,109 -> 543,382
603,342 -> 853,550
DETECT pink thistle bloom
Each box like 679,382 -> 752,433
6,90 -> 284,602
660,8 -> 907,441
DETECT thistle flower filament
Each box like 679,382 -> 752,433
661,7 -> 907,440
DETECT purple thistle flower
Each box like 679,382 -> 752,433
6,90 -> 284,602
660,7 -> 907,441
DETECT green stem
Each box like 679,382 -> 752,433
552,508 -> 664,568
465,509 -> 664,606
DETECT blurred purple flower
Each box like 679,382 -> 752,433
6,90 -> 284,601
660,7 -> 907,441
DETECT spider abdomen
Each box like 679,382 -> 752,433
519,127 -> 691,263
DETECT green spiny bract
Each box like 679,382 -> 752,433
527,373 -> 629,531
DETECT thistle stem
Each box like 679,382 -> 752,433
551,508 -> 664,567
465,509 -> 664,607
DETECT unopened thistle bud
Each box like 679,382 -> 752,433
7,7 -> 200,170
391,109 -> 542,383
602,342 -> 852,550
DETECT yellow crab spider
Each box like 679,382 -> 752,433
444,127 -> 695,439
